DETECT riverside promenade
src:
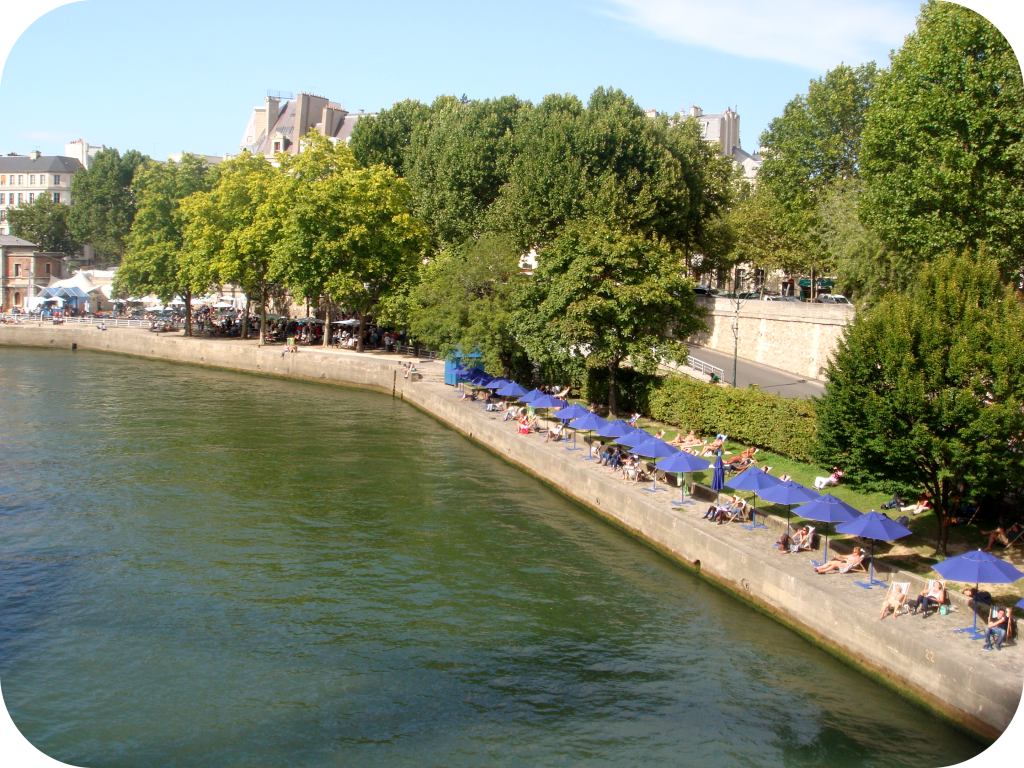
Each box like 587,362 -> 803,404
1,323 -> 1020,742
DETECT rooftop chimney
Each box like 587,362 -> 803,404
29,150 -> 41,160
689,105 -> 703,118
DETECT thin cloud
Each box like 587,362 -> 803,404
600,0 -> 919,70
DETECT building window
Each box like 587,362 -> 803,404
17,175 -> 23,185
53,193 -> 60,203
0,209 -> 5,219
17,193 -> 23,204
14,264 -> 21,277
53,175 -> 60,185
29,193 -> 35,203
0,193 -> 5,204
14,292 -> 21,306
29,175 -> 35,185
0,175 -> 5,185
273,141 -> 281,152
45,263 -> 51,276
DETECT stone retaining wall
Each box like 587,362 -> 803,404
690,298 -> 855,381
1,324 -> 1019,743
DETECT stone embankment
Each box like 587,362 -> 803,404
1,324 -> 1020,742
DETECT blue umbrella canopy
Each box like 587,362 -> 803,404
484,378 -> 511,390
595,419 -> 636,438
656,451 -> 711,474
495,382 -> 529,398
794,493 -> 863,524
1018,598 -> 1024,610
631,438 -> 679,459
531,394 -> 567,409
555,404 -> 590,421
711,457 -> 726,492
835,511 -> 912,542
569,412 -> 608,432
758,480 -> 819,506
933,550 -> 1024,585
518,388 -> 545,404
616,431 -> 654,448
725,466 -> 782,493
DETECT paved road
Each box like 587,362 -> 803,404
685,345 -> 826,400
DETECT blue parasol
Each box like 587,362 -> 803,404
518,388 -> 544,404
616,431 -> 655,449
794,494 -> 863,566
725,467 -> 782,531
710,456 -> 726,507
554,403 -> 590,421
595,419 -> 636,438
656,451 -> 710,506
934,550 -> 1024,639
835,512 -> 912,589
758,480 -> 819,535
630,439 -> 679,493
495,382 -> 528,398
484,378 -> 510,390
570,412 -> 608,460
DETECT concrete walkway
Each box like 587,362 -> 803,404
686,344 -> 826,399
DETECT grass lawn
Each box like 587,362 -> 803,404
587,414 -> 1024,606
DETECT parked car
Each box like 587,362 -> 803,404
693,285 -> 721,296
764,295 -> 802,302
816,293 -> 852,305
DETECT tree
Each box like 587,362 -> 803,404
115,154 -> 219,336
405,233 -> 529,379
69,147 -> 146,262
6,193 -> 79,253
348,99 -> 431,177
815,253 -> 1024,555
275,132 -> 428,351
860,0 -> 1024,284
513,222 -> 705,416
180,152 -> 284,344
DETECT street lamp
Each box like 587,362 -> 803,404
731,267 -> 745,388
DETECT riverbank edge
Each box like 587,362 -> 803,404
1,326 -> 1017,744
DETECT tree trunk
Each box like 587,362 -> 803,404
323,301 -> 331,347
241,297 -> 250,340
259,301 -> 267,346
607,361 -> 618,418
356,315 -> 366,353
810,264 -> 816,301
183,289 -> 192,337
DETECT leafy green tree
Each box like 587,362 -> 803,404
275,132 -> 428,351
405,233 -> 529,379
6,193 -> 79,253
860,0 -> 1024,283
180,152 -> 285,344
513,221 -> 705,416
815,253 -> 1024,555
348,98 -> 431,176
405,95 -> 528,246
115,154 -> 219,335
70,147 -> 146,262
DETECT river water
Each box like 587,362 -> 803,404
0,348 -> 983,767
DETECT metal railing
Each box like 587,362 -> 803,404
688,356 -> 725,380
0,313 -> 153,328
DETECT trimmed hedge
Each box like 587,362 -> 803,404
581,369 -> 818,462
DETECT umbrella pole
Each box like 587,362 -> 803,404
583,430 -> 594,460
742,495 -> 769,531
670,472 -> 689,507
954,582 -> 988,639
855,540 -> 884,589
813,524 -> 830,567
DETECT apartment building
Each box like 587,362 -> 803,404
240,91 -> 373,160
0,235 -> 67,312
0,152 -> 84,236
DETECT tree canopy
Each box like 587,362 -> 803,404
6,193 -> 79,253
815,252 -> 1024,554
860,0 -> 1024,284
70,147 -> 146,262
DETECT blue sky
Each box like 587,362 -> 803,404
0,1 -> 1015,161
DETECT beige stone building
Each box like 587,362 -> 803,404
0,235 -> 67,312
0,152 -> 84,237
239,91 -> 373,160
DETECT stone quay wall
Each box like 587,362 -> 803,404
1,324 -> 1019,742
690,298 -> 855,381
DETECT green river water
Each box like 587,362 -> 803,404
0,348 -> 985,767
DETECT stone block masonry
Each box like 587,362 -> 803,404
1,324 -> 1019,743
690,298 -> 854,381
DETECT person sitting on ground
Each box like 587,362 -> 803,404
723,447 -> 758,466
700,437 -> 724,456
911,580 -> 946,616
981,522 -> 1023,551
653,429 -> 665,440
983,607 -> 1010,651
813,547 -> 864,574
881,493 -> 906,511
518,415 -> 535,435
814,467 -> 844,490
545,423 -> 565,442
878,583 -> 909,620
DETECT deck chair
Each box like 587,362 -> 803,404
838,553 -> 868,574
790,526 -> 815,553
882,581 -> 911,618
1006,527 -> 1024,549
915,579 -> 947,616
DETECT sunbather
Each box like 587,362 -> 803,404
910,580 -> 945,616
545,423 -> 565,442
814,547 -> 864,574
983,607 -> 1010,651
787,526 -> 812,553
701,437 -> 724,456
628,412 -> 641,427
981,523 -> 1023,551
814,467 -> 844,490
653,429 -> 665,440
668,430 -> 698,447
879,583 -> 908,620
723,447 -> 758,466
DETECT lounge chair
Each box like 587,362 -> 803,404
839,553 -> 868,574
881,581 -> 911,618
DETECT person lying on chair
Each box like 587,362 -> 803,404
545,423 -> 565,442
668,430 -> 698,447
981,523 -> 1022,551
878,583 -> 908,620
910,580 -> 945,616
723,447 -> 758,466
701,437 -> 724,456
813,548 -> 864,574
